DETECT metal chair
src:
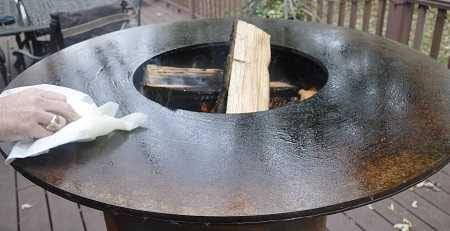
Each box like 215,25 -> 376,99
12,0 -> 141,72
50,0 -> 141,51
0,47 -> 7,85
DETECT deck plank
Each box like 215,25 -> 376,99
441,164 -> 450,176
141,0 -> 191,25
413,180 -> 450,217
326,213 -> 363,231
393,190 -> 450,230
17,174 -> 52,231
345,206 -> 393,231
371,197 -> 434,231
47,192 -> 84,231
0,161 -> 18,231
429,170 -> 450,193
81,206 -> 107,231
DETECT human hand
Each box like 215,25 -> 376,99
0,89 -> 79,142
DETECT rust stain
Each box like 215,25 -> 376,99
358,151 -> 437,192
226,192 -> 256,215
46,168 -> 65,186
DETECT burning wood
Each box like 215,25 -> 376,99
142,20 -> 318,112
298,88 -> 318,101
144,65 -> 223,92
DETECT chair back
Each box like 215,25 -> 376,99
50,0 -> 140,50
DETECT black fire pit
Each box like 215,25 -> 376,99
1,18 -> 450,231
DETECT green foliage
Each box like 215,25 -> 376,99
247,0 -> 449,65
253,0 -> 284,18
250,0 -> 305,20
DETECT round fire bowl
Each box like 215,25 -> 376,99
1,18 -> 450,225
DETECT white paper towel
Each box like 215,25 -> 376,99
1,84 -> 147,164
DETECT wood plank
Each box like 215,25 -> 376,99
349,0 -> 358,29
413,185 -> 450,217
413,4 -> 428,50
47,192 -> 84,231
371,197 -> 434,231
442,163 -> 450,175
284,0 -> 289,19
362,0 -> 373,32
140,0 -> 191,25
429,8 -> 447,59
375,0 -> 387,36
221,20 -> 271,114
317,0 -> 324,22
81,206 -> 107,231
327,0 -> 336,24
0,162 -> 18,231
189,0 -> 195,19
429,170 -> 450,193
338,0 -> 347,26
393,190 -> 450,230
143,65 -> 297,93
208,0 -> 213,18
326,213 -> 363,231
17,174 -> 52,231
305,0 -> 313,21
385,0 -> 414,44
345,206 -> 393,231
144,65 -> 223,91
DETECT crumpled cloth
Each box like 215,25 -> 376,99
1,84 -> 147,164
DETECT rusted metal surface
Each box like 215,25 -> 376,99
1,19 -> 450,225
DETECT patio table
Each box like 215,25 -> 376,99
1,18 -> 449,231
0,0 -> 118,37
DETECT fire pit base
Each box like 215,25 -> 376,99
104,212 -> 326,231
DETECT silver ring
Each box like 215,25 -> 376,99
45,115 -> 67,132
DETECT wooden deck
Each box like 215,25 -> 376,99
1,0 -> 450,230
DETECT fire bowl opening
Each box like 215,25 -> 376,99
134,43 -> 328,113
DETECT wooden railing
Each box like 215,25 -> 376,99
162,0 -> 450,69
164,0 -> 247,18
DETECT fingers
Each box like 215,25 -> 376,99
39,98 -> 80,122
34,111 -> 67,129
34,111 -> 56,125
29,89 -> 79,121
39,91 -> 67,102
29,124 -> 54,139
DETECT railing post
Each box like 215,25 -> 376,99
327,0 -> 336,24
385,0 -> 414,44
190,0 -> 196,19
317,0 -> 324,22
412,4 -> 428,50
338,0 -> 347,26
349,0 -> 359,28
305,0 -> 313,21
448,56 -> 450,69
362,0 -> 373,32
429,8 -> 447,59
284,0 -> 289,19
376,0 -> 387,36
